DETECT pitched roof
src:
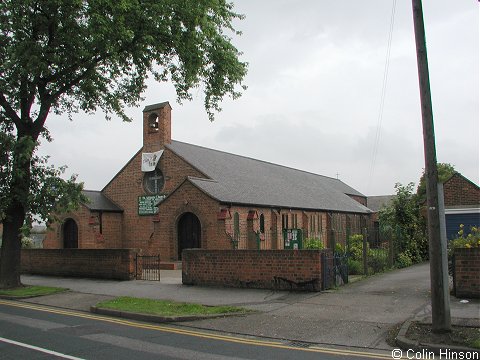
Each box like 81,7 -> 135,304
444,172 -> 480,189
82,190 -> 123,212
366,195 -> 395,213
167,141 -> 370,214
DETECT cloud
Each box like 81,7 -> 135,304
36,0 -> 478,199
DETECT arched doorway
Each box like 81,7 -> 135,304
63,218 -> 78,248
177,212 -> 201,259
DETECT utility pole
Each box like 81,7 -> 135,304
411,0 -> 451,332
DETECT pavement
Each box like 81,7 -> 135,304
18,262 -> 480,352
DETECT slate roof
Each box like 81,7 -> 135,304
82,190 -> 123,212
167,141 -> 371,214
143,102 -> 170,112
366,195 -> 395,213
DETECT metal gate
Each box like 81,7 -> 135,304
135,255 -> 160,281
322,252 -> 349,289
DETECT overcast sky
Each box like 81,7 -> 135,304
38,0 -> 479,197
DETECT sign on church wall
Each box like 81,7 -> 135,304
141,150 -> 164,172
138,195 -> 166,216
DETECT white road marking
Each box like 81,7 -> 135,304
0,336 -> 85,360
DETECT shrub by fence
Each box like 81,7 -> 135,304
233,226 -> 399,276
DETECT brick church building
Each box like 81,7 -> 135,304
44,102 -> 372,260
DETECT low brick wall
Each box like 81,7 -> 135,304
21,249 -> 138,280
182,249 -> 332,291
454,248 -> 480,298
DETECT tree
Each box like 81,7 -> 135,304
416,163 -> 456,203
379,183 -> 428,267
0,0 -> 247,288
0,122 -> 86,223
0,120 -> 87,288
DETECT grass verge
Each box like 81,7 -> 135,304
0,285 -> 67,298
96,296 -> 250,317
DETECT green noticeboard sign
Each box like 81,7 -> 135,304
283,229 -> 303,250
138,195 -> 165,216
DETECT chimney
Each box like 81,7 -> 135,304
142,101 -> 172,152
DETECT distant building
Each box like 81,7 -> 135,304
367,195 -> 395,221
44,102 -> 372,260
30,225 -> 47,248
366,195 -> 395,243
367,173 -> 480,241
442,173 -> 480,239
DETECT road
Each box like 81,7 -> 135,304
0,300 -> 393,360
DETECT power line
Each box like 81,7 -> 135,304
367,0 -> 397,193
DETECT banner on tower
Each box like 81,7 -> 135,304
141,150 -> 164,172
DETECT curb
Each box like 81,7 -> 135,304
0,295 -> 38,300
0,291 -> 68,300
90,306 -> 248,324
395,319 -> 480,356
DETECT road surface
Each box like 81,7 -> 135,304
0,299 -> 392,360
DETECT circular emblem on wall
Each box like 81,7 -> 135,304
143,168 -> 165,194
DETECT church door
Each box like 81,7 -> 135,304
177,212 -> 201,259
63,218 -> 78,248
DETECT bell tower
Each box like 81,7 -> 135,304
142,101 -> 172,152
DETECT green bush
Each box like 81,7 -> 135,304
368,249 -> 388,273
378,182 -> 429,264
304,238 -> 325,250
348,234 -> 366,261
348,259 -> 363,275
447,225 -> 480,276
448,224 -> 480,257
396,252 -> 413,268
335,242 -> 345,255
21,237 -> 34,248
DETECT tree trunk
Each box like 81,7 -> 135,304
0,134 -> 34,289
0,202 -> 25,288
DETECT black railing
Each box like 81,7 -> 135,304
135,254 -> 160,281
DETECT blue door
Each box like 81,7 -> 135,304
445,212 -> 480,240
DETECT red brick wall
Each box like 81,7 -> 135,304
101,147 -> 206,255
43,207 -> 122,249
222,208 -> 337,250
43,102 -> 372,261
454,248 -> 480,299
444,174 -> 480,207
155,180 -> 227,260
182,249 -> 333,291
225,207 -> 279,250
160,149 -> 207,192
143,103 -> 172,152
21,249 -> 137,280
348,194 -> 367,206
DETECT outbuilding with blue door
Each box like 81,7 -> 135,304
442,173 -> 480,240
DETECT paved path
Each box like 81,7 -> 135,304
179,263 -> 433,350
21,263 -> 480,351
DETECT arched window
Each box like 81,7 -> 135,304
143,168 -> 165,194
63,218 -> 78,248
259,214 -> 265,233
233,212 -> 240,241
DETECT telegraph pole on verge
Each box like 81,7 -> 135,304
411,0 -> 451,332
